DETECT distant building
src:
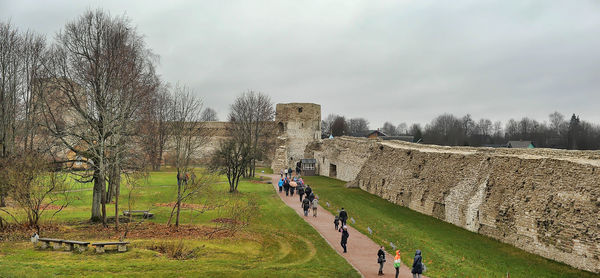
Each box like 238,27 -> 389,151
300,158 -> 317,176
366,130 -> 387,139
365,130 -> 414,142
507,140 -> 535,149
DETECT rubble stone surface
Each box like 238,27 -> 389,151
306,136 -> 600,273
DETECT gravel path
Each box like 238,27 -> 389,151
268,174 -> 418,278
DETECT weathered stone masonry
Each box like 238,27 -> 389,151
271,103 -> 321,171
307,137 -> 600,273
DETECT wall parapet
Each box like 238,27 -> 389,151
306,136 -> 600,273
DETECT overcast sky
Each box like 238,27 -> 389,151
2,0 -> 600,128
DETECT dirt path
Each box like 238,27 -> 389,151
267,174 -> 417,278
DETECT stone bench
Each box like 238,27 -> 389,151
38,238 -> 64,250
91,241 -> 130,253
123,210 -> 154,218
63,240 -> 90,252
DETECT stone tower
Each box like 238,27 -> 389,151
271,103 -> 321,171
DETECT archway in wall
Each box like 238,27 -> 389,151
277,122 -> 284,133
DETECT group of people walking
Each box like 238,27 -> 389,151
377,246 -> 425,277
278,169 -> 318,217
278,168 -> 426,277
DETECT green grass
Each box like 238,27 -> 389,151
303,176 -> 598,278
256,167 -> 273,174
0,172 -> 359,278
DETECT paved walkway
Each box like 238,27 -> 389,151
268,175 -> 417,278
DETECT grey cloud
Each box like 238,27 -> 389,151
2,0 -> 599,128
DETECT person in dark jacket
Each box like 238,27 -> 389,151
334,216 -> 340,230
377,246 -> 386,276
297,184 -> 305,202
307,191 -> 315,203
339,208 -> 348,226
288,167 -> 293,177
340,226 -> 349,253
411,249 -> 423,278
304,185 -> 312,198
283,178 -> 290,196
302,197 -> 311,217
290,183 -> 295,197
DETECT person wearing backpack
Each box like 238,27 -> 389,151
297,184 -> 305,202
307,191 -> 315,203
339,208 -> 348,226
302,197 -> 311,217
283,178 -> 290,196
393,250 -> 402,278
411,249 -> 423,278
304,184 -> 312,197
377,246 -> 386,276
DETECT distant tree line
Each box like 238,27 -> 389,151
322,111 -> 600,150
321,114 -> 370,137
416,112 -> 600,150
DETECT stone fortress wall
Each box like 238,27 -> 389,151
306,137 -> 600,273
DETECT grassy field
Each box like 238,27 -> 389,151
303,176 -> 598,278
0,172 -> 359,278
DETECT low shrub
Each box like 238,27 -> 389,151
145,240 -> 200,260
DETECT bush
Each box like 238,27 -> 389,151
145,240 -> 200,260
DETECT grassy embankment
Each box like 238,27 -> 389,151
304,175 -> 598,278
0,171 -> 359,278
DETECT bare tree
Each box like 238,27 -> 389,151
43,10 -> 158,224
409,123 -> 423,142
321,114 -> 337,138
0,23 -> 49,207
0,22 -> 21,207
228,91 -> 274,177
330,115 -> 348,137
18,31 -> 48,153
476,119 -> 493,137
169,84 -> 207,227
201,107 -> 218,122
381,122 -> 397,136
119,171 -> 147,237
396,122 -> 408,135
549,111 -> 566,136
211,137 -> 251,193
0,22 -> 20,159
138,83 -> 174,171
0,152 -> 70,233
167,168 -> 217,226
347,117 -> 369,137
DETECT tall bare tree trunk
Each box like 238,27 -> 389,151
101,181 -> 107,226
91,169 -> 103,222
175,173 -> 182,227
114,184 -> 119,231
